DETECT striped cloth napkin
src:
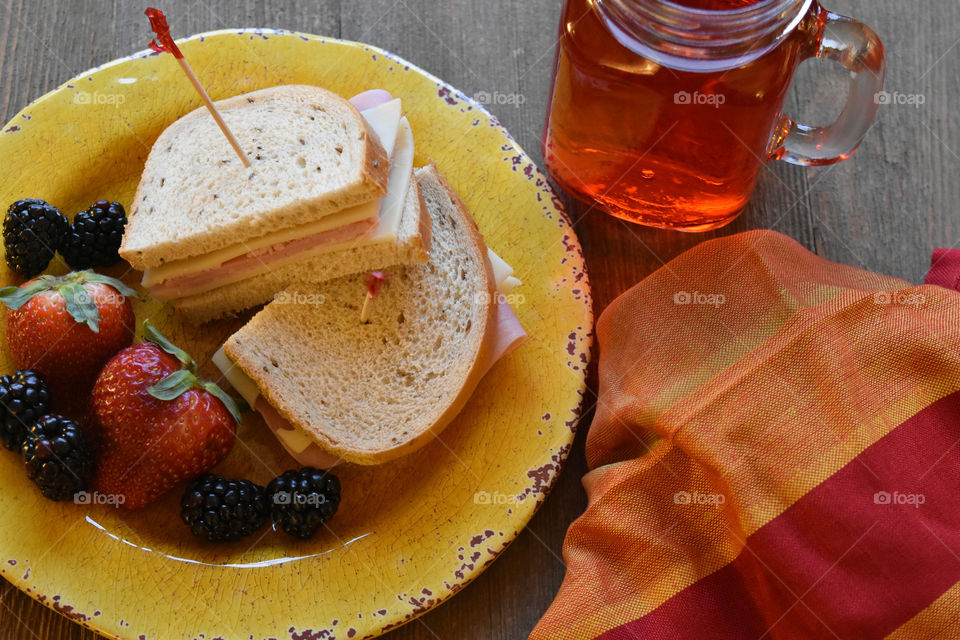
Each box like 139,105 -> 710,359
532,230 -> 960,640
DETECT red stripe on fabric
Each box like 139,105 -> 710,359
598,390 -> 960,640
925,249 -> 960,292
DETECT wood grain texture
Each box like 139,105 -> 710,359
0,0 -> 957,638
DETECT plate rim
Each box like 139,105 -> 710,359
0,27 -> 594,639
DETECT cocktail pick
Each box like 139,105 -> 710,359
360,271 -> 390,324
145,8 -> 252,168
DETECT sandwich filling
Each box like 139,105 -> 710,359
145,94 -> 414,300
149,218 -> 377,299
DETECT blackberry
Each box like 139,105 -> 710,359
60,200 -> 127,270
21,414 -> 93,501
181,474 -> 270,542
2,199 -> 68,278
266,468 -> 341,539
0,370 -> 50,451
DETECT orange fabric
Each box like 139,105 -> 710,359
532,230 -> 960,639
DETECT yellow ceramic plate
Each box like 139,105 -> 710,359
0,30 -> 591,639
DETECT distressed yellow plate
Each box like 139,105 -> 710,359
0,30 -> 591,639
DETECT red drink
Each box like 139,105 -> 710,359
542,0 -> 885,231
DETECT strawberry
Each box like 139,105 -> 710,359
86,321 -> 242,509
0,271 -> 137,414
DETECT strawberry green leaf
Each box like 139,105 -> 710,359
203,381 -> 245,426
147,369 -> 198,401
141,320 -> 244,425
147,367 -> 245,426
60,281 -> 101,332
80,272 -> 141,299
0,279 -> 52,310
142,321 -> 196,369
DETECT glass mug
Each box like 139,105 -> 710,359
542,0 -> 886,231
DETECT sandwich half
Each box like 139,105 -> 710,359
122,85 -> 429,322
214,164 -> 526,466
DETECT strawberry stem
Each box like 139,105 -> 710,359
143,320 -> 196,369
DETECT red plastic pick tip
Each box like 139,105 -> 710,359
145,8 -> 184,58
366,271 -> 390,299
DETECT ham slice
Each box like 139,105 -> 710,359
484,299 -> 527,368
349,89 -> 395,111
151,217 -> 377,299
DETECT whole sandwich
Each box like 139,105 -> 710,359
121,83 -> 527,467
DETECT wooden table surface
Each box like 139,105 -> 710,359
1,1 -> 956,638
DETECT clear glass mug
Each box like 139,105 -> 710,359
541,0 -> 886,231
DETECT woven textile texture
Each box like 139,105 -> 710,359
533,230 -> 960,640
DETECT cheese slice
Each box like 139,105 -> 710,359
488,248 -> 516,288
362,99 -> 403,157
370,117 -> 414,240
487,249 -> 521,294
212,347 -> 260,408
143,99 -> 405,288
502,276 -> 521,294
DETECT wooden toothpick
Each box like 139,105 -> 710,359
361,271 -> 390,324
145,8 -> 252,168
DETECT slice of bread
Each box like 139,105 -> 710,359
174,168 -> 431,324
222,164 -> 497,465
120,85 -> 389,270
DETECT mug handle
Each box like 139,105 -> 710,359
772,10 -> 886,166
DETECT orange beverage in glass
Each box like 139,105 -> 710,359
542,0 -> 885,231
